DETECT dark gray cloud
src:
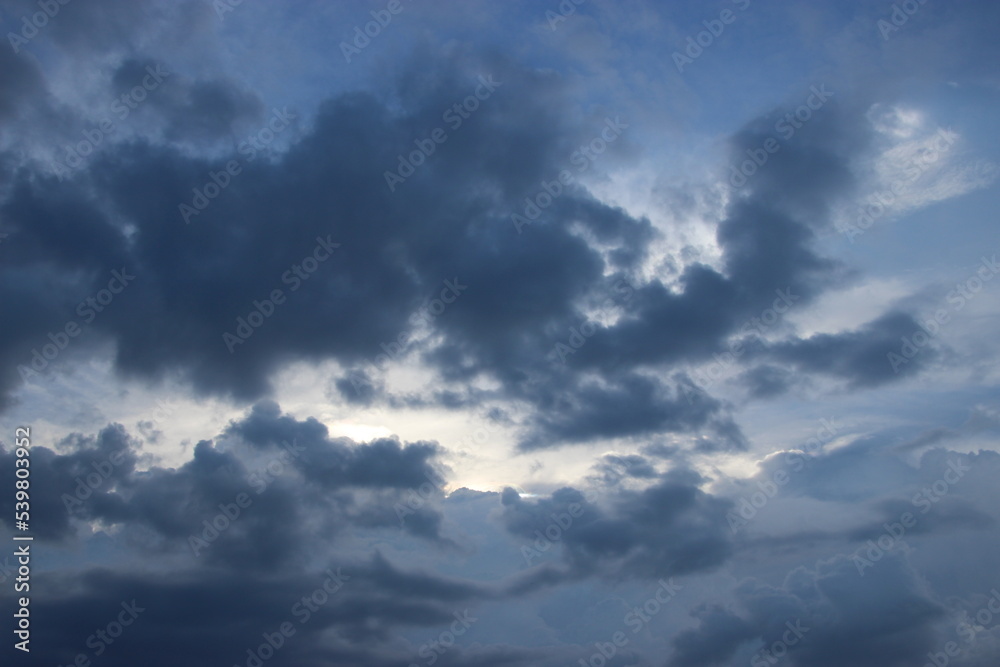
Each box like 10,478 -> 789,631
0,402 -> 454,570
736,364 -> 799,400
515,370 -> 747,451
669,554 -> 945,667
748,311 -> 939,388
0,33 -> 939,452
225,400 -> 446,490
0,423 -> 139,540
669,604 -> 757,667
0,554 -> 498,667
0,45 -> 43,121
1,1 -> 998,665
499,467 -> 734,584
110,56 -> 265,142
590,452 -> 659,484
2,418 -> 998,666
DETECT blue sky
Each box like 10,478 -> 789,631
1,1 -> 999,665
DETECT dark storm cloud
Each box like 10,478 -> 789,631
736,364 -> 798,400
727,441 -> 1000,577
747,311 -> 938,388
640,440 -> 682,460
563,267 -> 741,372
0,552 -> 498,667
0,42 -> 741,449
562,103 -> 861,380
0,1 -> 997,666
0,45 -> 44,120
2,173 -> 129,269
0,420 -> 587,666
500,467 -> 734,584
331,367 -> 383,405
0,423 -> 139,540
740,433 -> 993,507
666,553 -> 945,667
590,452 -> 659,483
515,370 -> 747,451
3,425 -> 992,666
493,97 -> 931,447
0,29 -> 939,451
669,604 -> 757,667
847,495 -> 994,543
82,53 -> 616,407
110,56 -> 265,142
225,400 -> 446,490
0,404 -> 455,569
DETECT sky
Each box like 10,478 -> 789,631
0,0 -> 999,665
